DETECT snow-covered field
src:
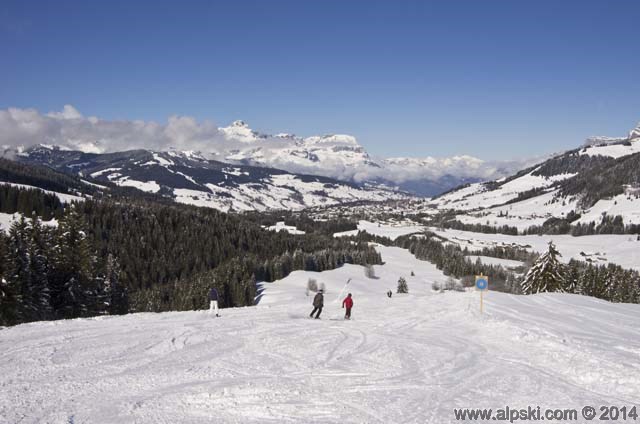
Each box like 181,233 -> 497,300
431,228 -> 640,271
465,255 -> 524,270
453,188 -> 580,230
116,177 -> 161,193
579,139 -> 640,159
334,220 -> 424,240
2,245 -> 639,423
575,193 -> 640,226
265,221 -> 306,235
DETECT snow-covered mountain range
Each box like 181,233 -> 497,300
430,122 -> 640,231
210,120 -> 526,195
0,106 -> 527,196
3,105 -> 639,201
16,146 -> 407,212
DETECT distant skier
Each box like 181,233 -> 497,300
387,290 -> 393,298
342,293 -> 353,320
310,289 -> 324,319
208,287 -> 220,317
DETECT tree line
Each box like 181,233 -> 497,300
0,209 -> 128,326
0,184 -> 65,221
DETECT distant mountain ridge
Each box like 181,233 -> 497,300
211,120 -> 521,196
15,145 -> 407,212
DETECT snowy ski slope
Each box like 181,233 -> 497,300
1,246 -> 639,423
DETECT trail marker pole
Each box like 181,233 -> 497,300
475,275 -> 489,314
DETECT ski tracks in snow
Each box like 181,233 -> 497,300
2,246 -> 640,423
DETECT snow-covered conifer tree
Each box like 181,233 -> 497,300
521,241 -> 565,294
51,206 -> 94,318
28,216 -> 52,321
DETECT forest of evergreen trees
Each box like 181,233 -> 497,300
0,184 -> 65,220
0,197 -> 381,326
0,158 -> 96,196
0,209 -> 128,326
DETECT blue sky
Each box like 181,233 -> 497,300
1,0 -> 639,159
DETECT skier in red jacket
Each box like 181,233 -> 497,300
342,293 -> 353,320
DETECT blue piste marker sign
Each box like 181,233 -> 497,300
475,275 -> 489,314
475,276 -> 488,291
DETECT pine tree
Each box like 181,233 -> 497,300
103,254 -> 128,315
564,260 -> 581,294
603,265 -> 619,301
27,216 -> 53,321
7,216 -> 30,322
397,276 -> 408,294
0,232 -> 9,280
51,206 -> 95,319
633,274 -> 640,304
0,231 -> 21,326
521,241 -> 566,294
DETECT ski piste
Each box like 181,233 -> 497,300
3,238 -> 640,422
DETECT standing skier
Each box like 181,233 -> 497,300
310,289 -> 324,319
342,293 -> 353,320
208,287 -> 220,317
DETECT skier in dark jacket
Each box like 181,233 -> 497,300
310,289 -> 324,319
342,293 -> 353,319
208,287 -> 220,317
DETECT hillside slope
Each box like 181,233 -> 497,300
2,245 -> 639,423
431,125 -> 640,232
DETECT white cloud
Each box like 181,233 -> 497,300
0,105 -> 228,154
46,104 -> 83,120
